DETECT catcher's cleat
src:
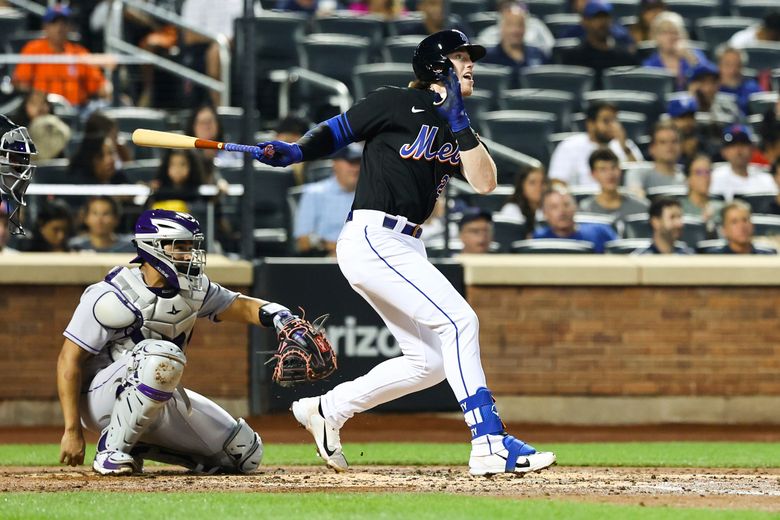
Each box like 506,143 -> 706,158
93,429 -> 142,476
468,436 -> 556,476
291,396 -> 348,472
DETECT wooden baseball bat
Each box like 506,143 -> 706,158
131,128 -> 266,155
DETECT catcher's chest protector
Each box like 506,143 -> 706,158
105,267 -> 206,358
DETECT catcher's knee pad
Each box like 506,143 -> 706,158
222,418 -> 263,473
105,340 -> 187,453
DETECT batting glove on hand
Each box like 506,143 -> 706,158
253,141 -> 303,167
434,69 -> 471,133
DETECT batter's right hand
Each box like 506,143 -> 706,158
60,429 -> 85,467
252,141 -> 303,167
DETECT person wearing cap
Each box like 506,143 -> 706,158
481,2 -> 548,89
687,61 -> 740,125
533,188 -> 618,253
728,9 -> 780,49
561,0 -> 638,90
13,5 -> 110,107
710,124 -> 777,200
562,0 -> 636,52
710,201 -> 776,255
642,11 -> 709,91
458,208 -> 494,254
628,0 -> 666,44
717,46 -> 763,116
293,143 -> 362,256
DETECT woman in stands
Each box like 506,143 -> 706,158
24,198 -> 74,252
496,166 -> 547,237
642,11 -> 709,90
147,149 -> 205,212
70,135 -> 128,185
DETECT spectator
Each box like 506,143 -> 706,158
276,0 -> 319,14
11,90 -> 51,128
68,196 -> 135,253
0,203 -> 19,254
186,103 -> 239,178
294,143 -> 361,256
642,11 -> 709,91
496,166 -> 547,234
681,153 -> 722,237
628,0 -> 666,44
398,0 -> 468,36
70,135 -> 128,184
561,0 -> 638,90
758,109 -> 780,167
717,46 -> 762,116
533,188 -> 618,252
350,0 -> 405,19
710,124 -> 777,200
635,197 -> 692,254
147,149 -> 206,211
481,2 -> 548,89
28,114 -> 71,161
580,149 -> 649,220
13,5 -> 110,107
563,0 -> 636,51
548,102 -> 643,187
666,95 -> 712,164
712,201 -> 775,254
728,10 -> 780,49
625,121 -> 686,196
479,1 -> 555,59
24,199 -> 73,252
687,62 -> 740,126
180,0 -> 244,106
458,208 -> 494,254
84,111 -> 132,164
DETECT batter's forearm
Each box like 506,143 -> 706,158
57,353 -> 83,433
297,123 -> 337,162
460,145 -> 497,194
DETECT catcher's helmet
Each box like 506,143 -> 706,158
132,209 -> 206,292
412,29 -> 486,83
0,114 -> 37,235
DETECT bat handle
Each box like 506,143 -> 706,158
224,142 -> 263,155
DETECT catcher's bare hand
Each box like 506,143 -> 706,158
60,429 -> 85,466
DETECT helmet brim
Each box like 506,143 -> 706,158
454,43 -> 486,62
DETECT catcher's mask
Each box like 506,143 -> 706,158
132,209 -> 206,292
0,114 -> 37,235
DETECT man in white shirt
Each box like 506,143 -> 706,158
548,101 -> 643,188
478,0 -> 555,58
728,10 -> 780,49
710,124 -> 777,201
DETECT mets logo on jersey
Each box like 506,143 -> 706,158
399,125 -> 461,166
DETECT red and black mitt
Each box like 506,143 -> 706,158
269,313 -> 337,387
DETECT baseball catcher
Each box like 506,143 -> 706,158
0,113 -> 36,235
57,209 -> 336,475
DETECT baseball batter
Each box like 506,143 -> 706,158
57,209 -> 317,475
254,30 -> 555,475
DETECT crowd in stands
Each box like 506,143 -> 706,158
1,0 -> 780,258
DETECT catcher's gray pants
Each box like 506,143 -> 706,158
82,354 -> 237,463
322,212 -> 488,429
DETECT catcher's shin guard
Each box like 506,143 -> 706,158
460,387 -> 556,476
104,340 -> 186,453
221,418 -> 263,473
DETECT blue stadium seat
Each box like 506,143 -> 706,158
602,67 -> 675,107
743,43 -> 780,71
481,110 -> 557,164
520,65 -> 595,109
501,88 -> 575,132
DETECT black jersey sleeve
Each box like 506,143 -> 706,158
340,87 -> 403,142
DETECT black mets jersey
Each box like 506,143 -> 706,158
329,87 -> 463,225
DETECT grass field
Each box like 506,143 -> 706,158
1,442 -> 779,519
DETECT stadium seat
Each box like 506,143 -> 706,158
697,238 -> 727,253
466,185 -> 514,213
466,13 -> 499,35
736,193 -> 777,214
624,213 -> 652,239
584,90 -> 659,125
748,91 -> 779,115
575,212 -> 617,228
665,0 -> 720,21
605,238 -> 652,254
602,67 -> 675,106
252,165 -> 297,254
383,35 -> 421,63
568,185 -> 599,203
645,185 -> 688,200
387,13 -> 427,36
695,17 -> 760,51
732,0 -> 779,18
751,214 -> 780,237
609,0 -> 641,18
33,159 -> 70,184
299,34 -> 371,90
352,63 -> 415,100
0,9 -> 26,51
742,43 -> 780,71
101,107 -> 169,134
526,0 -> 567,18
313,13 -> 385,58
123,159 -> 162,183
470,64 -> 512,109
682,216 -> 707,248
616,111 -> 649,143
543,14 -> 581,39
463,89 -> 493,133
520,65 -> 595,109
450,0 -> 488,19
216,106 -> 259,144
510,238 -> 595,253
493,216 -> 528,252
251,13 -> 308,77
500,89 -> 575,132
551,37 -> 582,65
480,110 -> 557,164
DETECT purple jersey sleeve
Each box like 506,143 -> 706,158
62,283 -> 114,355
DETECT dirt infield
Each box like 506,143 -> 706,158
1,465 -> 779,511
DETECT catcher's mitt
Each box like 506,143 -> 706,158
268,313 -> 336,387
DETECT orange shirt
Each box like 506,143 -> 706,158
13,39 -> 106,106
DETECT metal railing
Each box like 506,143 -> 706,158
271,67 -> 353,118
105,0 -> 232,105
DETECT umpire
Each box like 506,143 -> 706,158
254,30 -> 555,476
